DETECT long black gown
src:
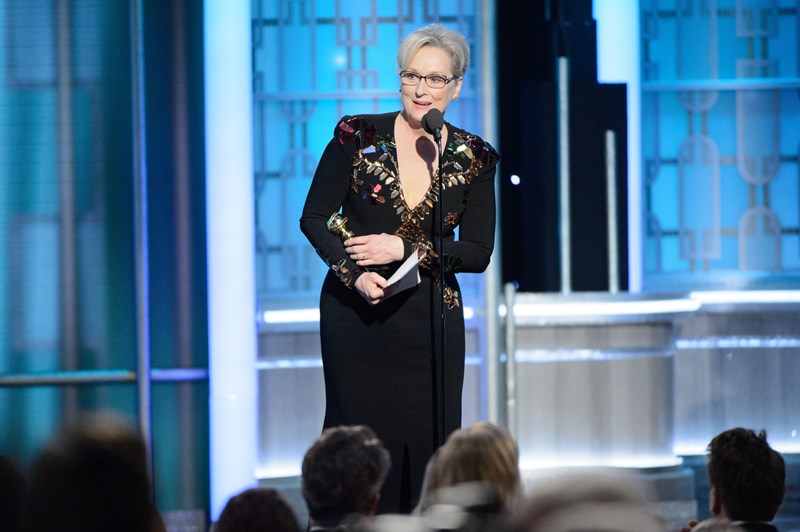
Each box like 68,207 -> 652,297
300,111 -> 499,513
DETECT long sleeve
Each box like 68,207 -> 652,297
299,122 -> 363,288
437,130 -> 500,273
441,141 -> 499,274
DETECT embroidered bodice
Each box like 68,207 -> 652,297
300,112 -> 499,308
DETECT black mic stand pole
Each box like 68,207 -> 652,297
433,129 -> 446,448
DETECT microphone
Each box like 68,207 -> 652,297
422,109 -> 444,142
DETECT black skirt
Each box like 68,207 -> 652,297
318,269 -> 465,513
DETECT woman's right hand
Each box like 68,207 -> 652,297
344,234 -> 404,267
355,272 -> 388,305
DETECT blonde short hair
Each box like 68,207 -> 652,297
397,23 -> 470,78
416,422 -> 522,514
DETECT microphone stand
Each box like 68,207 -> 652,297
433,128 -> 446,448
422,108 -> 448,449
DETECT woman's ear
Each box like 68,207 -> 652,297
453,78 -> 463,101
709,485 -> 722,517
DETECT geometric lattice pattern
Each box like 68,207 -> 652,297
641,0 -> 800,289
252,0 -> 485,305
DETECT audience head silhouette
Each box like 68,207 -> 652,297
706,427 -> 785,523
0,454 -> 27,532
513,469 -> 666,532
416,421 -> 523,516
301,425 -> 391,530
23,411 -> 162,532
215,487 -> 301,532
689,518 -> 742,531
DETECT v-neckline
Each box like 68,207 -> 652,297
392,113 -> 448,212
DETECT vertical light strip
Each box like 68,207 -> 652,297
503,283 -> 518,438
594,0 -> 642,292
481,0 -> 503,426
592,0 -> 644,292
204,0 -> 257,520
557,57 -> 572,294
130,0 -> 153,478
605,130 -> 619,293
170,0 -> 198,508
56,0 -> 80,421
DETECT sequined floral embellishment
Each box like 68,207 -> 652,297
338,117 -> 377,149
445,212 -> 458,226
446,133 -> 498,167
468,136 -> 496,165
444,255 -> 462,272
444,287 -> 461,310
351,168 -> 362,192
430,267 -> 460,309
331,258 -> 352,287
363,183 -> 386,205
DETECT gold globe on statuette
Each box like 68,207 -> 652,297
326,212 -> 355,241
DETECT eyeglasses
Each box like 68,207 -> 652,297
399,70 -> 459,89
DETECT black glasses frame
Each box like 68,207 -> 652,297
399,70 -> 459,89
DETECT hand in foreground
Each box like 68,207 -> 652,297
345,234 -> 403,267
679,520 -> 699,532
355,272 -> 388,305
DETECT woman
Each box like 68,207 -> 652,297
300,23 -> 499,513
416,422 -> 524,516
215,488 -> 301,532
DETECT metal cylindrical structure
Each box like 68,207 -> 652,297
482,0 -> 504,428
508,292 -> 698,469
130,0 -> 153,476
557,56 -> 572,294
56,0 -> 79,423
605,130 -> 619,293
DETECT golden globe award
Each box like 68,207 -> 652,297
326,212 -> 355,241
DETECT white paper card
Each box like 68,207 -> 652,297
382,252 -> 426,299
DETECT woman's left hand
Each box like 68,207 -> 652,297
345,234 -> 404,267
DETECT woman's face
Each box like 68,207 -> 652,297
400,46 -> 462,128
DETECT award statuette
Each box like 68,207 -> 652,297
327,212 -> 355,241
327,212 -> 370,272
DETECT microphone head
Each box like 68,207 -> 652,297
422,109 -> 444,135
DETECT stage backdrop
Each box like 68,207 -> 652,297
641,0 -> 800,290
250,1 -> 495,479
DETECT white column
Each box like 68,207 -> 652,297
204,0 -> 257,520
594,0 -> 642,292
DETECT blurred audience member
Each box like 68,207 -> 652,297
214,487 -> 301,532
359,513 -> 433,532
687,518 -> 742,531
513,469 -> 666,532
414,421 -> 522,531
302,425 -> 391,531
23,411 -> 164,532
0,454 -> 27,532
681,428 -> 785,532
